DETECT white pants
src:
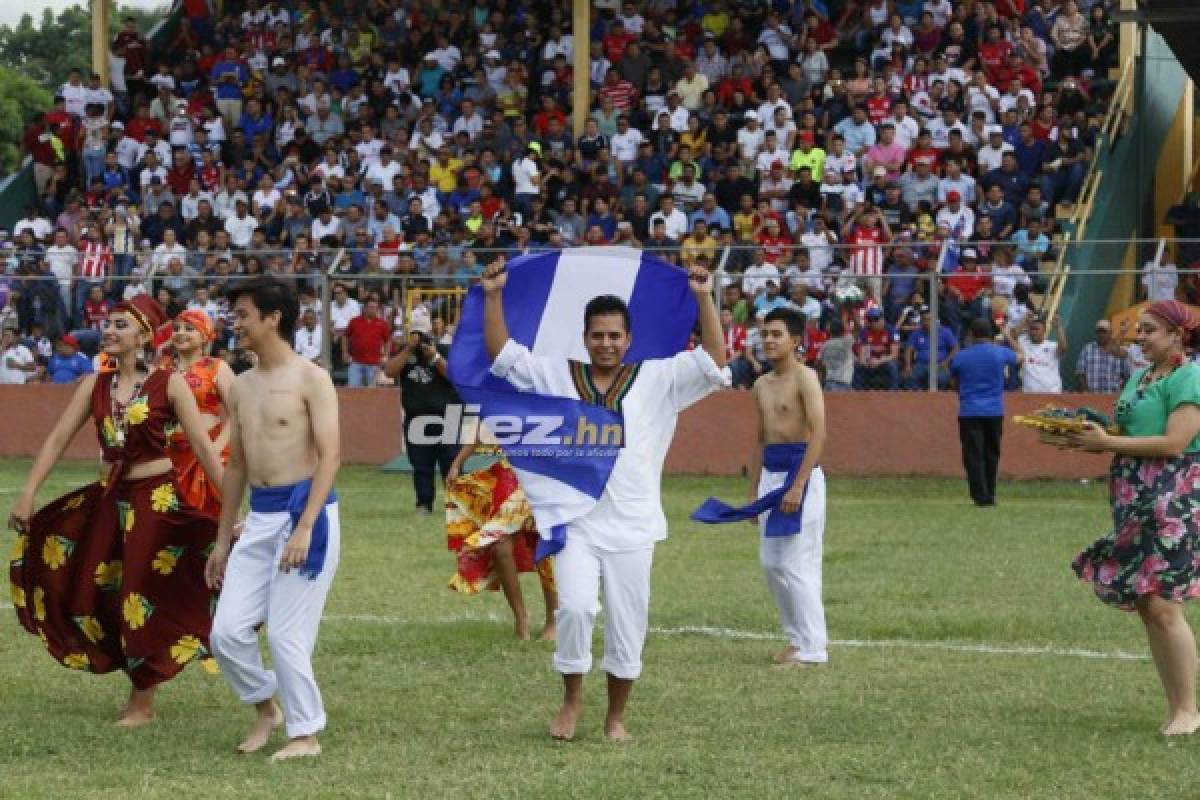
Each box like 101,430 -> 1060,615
210,505 -> 341,738
758,467 -> 827,663
553,533 -> 654,681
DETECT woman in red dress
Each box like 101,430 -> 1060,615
161,309 -> 234,518
7,295 -> 224,727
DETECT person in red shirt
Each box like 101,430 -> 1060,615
946,248 -> 991,304
854,308 -> 900,389
598,69 -> 638,113
22,113 -> 62,195
716,65 -> 755,108
82,284 -> 113,330
978,26 -> 1013,83
342,296 -> 390,387
603,19 -> 636,63
532,96 -> 567,139
756,217 -> 792,264
125,105 -> 164,143
865,81 -> 893,126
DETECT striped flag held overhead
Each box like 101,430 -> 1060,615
448,247 -> 698,559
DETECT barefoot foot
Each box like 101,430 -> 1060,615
514,616 -> 531,641
537,623 -> 556,642
549,701 -> 582,741
771,646 -> 800,664
237,701 -> 284,754
270,736 -> 322,762
114,708 -> 156,728
604,718 -> 634,744
1162,712 -> 1200,736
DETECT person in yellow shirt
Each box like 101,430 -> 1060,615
788,133 -> 826,182
429,146 -> 463,194
702,7 -> 731,37
673,62 -> 710,112
680,219 -> 719,266
732,194 -> 760,242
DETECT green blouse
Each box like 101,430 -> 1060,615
1115,363 -> 1200,453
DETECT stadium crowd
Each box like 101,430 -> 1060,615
0,0 -> 1156,392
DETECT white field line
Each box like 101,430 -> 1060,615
0,602 -> 1143,663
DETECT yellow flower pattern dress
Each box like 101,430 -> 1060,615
9,369 -> 219,688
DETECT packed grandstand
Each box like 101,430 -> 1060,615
0,0 -> 1148,391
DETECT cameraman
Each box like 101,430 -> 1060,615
383,323 -> 461,515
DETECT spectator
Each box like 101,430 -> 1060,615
855,308 -> 900,390
903,305 -> 959,390
950,318 -> 1020,507
293,308 -> 323,363
1142,257 -> 1180,302
1076,319 -> 1129,393
46,334 -> 93,383
0,324 -> 38,384
1008,314 -> 1066,393
342,296 -> 390,388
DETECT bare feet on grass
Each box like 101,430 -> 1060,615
237,700 -> 283,754
771,646 -> 800,664
270,736 -> 322,762
537,621 -> 556,642
549,700 -> 582,741
514,614 -> 531,641
604,717 -> 634,744
1162,712 -> 1200,736
116,688 -> 156,728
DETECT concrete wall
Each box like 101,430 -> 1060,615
0,386 -> 1113,480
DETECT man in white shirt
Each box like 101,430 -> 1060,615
14,208 -> 53,243
737,111 -> 766,165
512,143 -> 542,214
610,116 -> 644,168
224,199 -> 259,248
0,325 -> 37,384
480,260 -> 727,743
1010,315 -> 1065,393
293,308 -> 323,362
1142,259 -> 1179,303
648,195 -> 689,241
742,250 -> 782,295
977,127 -> 1014,173
59,69 -> 90,116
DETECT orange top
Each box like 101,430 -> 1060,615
173,356 -> 222,416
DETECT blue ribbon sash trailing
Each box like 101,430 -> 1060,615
691,443 -> 810,537
249,478 -> 337,580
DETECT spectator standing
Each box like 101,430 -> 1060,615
382,324 -> 462,515
1010,314 -> 1066,393
0,324 -> 38,384
1075,319 -> 1128,393
950,318 -> 1021,507
46,334 -> 93,383
342,297 -> 390,387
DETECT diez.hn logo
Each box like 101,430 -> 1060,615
407,404 -> 624,458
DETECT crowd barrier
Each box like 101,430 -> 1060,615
0,385 -> 1113,480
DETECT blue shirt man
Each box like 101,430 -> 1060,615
950,319 -> 1020,506
905,308 -> 959,389
47,337 -> 93,384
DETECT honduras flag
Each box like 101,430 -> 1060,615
938,216 -> 967,274
448,247 -> 698,560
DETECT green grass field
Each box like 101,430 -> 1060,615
1,461 -> 1199,799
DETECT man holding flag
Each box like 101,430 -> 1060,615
471,252 -> 727,743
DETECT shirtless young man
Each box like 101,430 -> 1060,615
693,307 -> 828,666
752,308 -> 828,666
204,276 -> 342,761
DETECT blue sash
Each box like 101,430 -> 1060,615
249,479 -> 337,580
691,443 -> 810,537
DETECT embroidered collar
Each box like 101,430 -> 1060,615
568,360 -> 641,413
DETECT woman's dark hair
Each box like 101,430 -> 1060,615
583,294 -> 630,333
226,276 -> 299,342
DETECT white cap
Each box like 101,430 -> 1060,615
485,49 -> 501,59
987,125 -> 1003,136
272,56 -> 286,67
743,110 -> 758,120
872,166 -> 887,177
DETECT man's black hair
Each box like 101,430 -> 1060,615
764,307 -> 806,337
225,276 -> 300,342
583,294 -> 630,333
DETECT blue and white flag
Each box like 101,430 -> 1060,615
448,247 -> 697,559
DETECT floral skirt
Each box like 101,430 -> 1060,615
9,475 -> 218,688
445,461 -> 554,595
1072,454 -> 1200,610
167,423 -> 227,520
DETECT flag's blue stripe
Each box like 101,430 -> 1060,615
626,251 -> 698,361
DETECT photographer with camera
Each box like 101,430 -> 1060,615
383,319 -> 461,515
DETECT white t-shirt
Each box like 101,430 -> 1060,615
741,263 -> 781,296
45,245 -> 79,284
611,128 -> 645,164
294,325 -> 323,360
737,126 -> 765,162
329,297 -> 361,333
224,214 -> 259,248
512,157 -> 540,194
311,216 -> 341,242
1142,261 -> 1179,303
1018,335 -> 1063,393
0,344 -> 35,384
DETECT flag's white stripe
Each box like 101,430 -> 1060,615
531,247 -> 643,361
513,467 -> 598,533
0,602 -> 1145,662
